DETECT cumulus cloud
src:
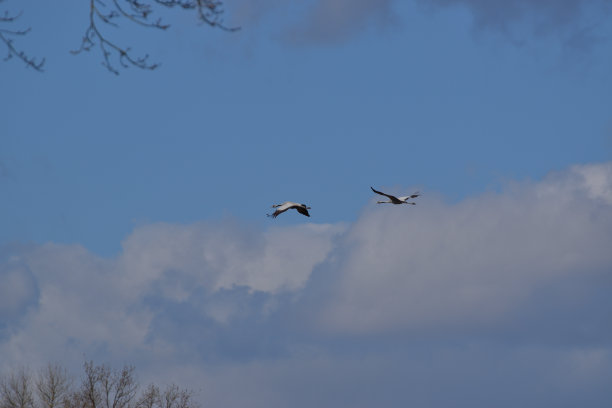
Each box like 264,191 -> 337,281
118,220 -> 343,296
304,162 -> 612,338
0,163 -> 611,407
0,221 -> 342,368
0,252 -> 39,335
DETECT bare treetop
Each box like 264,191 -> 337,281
1,362 -> 199,408
36,364 -> 71,408
0,368 -> 36,408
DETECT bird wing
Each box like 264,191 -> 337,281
268,202 -> 302,218
296,206 -> 310,217
398,193 -> 420,201
268,202 -> 291,218
278,202 -> 295,210
267,209 -> 281,218
371,186 -> 399,201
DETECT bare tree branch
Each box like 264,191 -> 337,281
80,361 -> 102,408
2,363 -> 199,408
0,1 -> 45,71
0,368 -> 36,408
159,385 -> 197,408
135,384 -> 198,408
71,0 -> 239,75
100,365 -> 137,408
76,362 -> 138,408
135,385 -> 159,408
1,0 -> 237,74
35,364 -> 72,408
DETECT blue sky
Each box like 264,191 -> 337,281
1,1 -> 612,407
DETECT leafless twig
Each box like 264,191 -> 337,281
72,0 -> 238,75
0,3 -> 45,71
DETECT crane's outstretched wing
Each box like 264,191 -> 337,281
267,209 -> 281,218
370,186 -> 399,201
398,192 -> 421,201
296,206 -> 310,217
268,202 -> 290,218
268,202 -> 306,218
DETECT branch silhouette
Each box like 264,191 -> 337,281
2,0 -> 238,74
71,0 -> 239,75
0,4 -> 45,71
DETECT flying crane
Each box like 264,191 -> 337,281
267,202 -> 311,218
370,186 -> 420,205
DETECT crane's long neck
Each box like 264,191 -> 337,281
377,200 -> 391,204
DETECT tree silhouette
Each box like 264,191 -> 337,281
1,362 -> 199,408
1,0 -> 238,74
35,364 -> 72,408
0,367 -> 35,408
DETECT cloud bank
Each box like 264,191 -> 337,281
1,162 -> 611,407
307,163 -> 612,338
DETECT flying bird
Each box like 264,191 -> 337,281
267,202 -> 311,218
370,186 -> 420,205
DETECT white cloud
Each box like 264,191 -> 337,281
0,162 -> 611,407
572,161 -> 612,204
0,220 -> 343,369
0,257 -> 38,323
305,163 -> 612,335
117,220 -> 343,296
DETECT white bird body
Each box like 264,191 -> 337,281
371,186 -> 420,205
268,201 -> 311,218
